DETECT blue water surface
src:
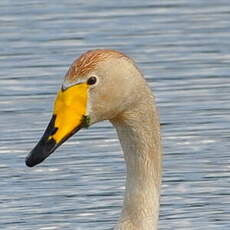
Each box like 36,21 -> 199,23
0,0 -> 230,229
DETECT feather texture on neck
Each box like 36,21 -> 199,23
111,87 -> 162,230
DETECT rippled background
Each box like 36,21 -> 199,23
0,0 -> 230,229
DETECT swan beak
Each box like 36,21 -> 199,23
26,83 -> 89,167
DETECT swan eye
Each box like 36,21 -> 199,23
87,76 -> 97,85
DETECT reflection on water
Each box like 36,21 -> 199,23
0,0 -> 230,229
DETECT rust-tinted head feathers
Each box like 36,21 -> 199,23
65,49 -> 128,82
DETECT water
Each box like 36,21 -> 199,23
0,0 -> 230,229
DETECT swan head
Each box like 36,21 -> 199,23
26,49 -> 146,167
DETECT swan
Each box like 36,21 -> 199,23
25,49 -> 162,230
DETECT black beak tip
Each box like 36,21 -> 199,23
25,138 -> 57,168
25,114 -> 84,168
25,115 -> 59,168
25,151 -> 43,167
25,156 -> 36,167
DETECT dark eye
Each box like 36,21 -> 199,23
87,76 -> 97,85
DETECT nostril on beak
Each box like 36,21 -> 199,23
50,127 -> 58,136
46,138 -> 57,152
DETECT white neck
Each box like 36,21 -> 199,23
111,92 -> 162,230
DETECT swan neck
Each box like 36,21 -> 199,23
112,98 -> 162,230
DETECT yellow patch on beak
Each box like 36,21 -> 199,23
51,83 -> 88,143
25,83 -> 89,167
